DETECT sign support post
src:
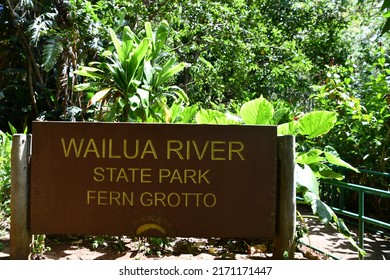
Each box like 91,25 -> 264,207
10,134 -> 32,260
273,135 -> 296,259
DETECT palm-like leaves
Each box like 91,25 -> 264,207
74,21 -> 188,122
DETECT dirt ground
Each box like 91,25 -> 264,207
1,206 -> 388,260
1,233 -> 322,260
2,229 -> 388,260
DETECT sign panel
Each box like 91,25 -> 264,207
30,121 -> 277,239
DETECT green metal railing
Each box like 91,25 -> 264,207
320,169 -> 390,260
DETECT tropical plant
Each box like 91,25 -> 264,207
1,0 -> 387,130
0,129 -> 12,215
310,47 -> 389,177
74,20 -> 189,122
0,0 -> 106,129
195,96 -> 365,256
308,46 -> 390,223
31,234 -> 50,256
0,123 -> 27,216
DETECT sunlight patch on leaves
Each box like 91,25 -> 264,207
240,96 -> 274,125
296,164 -> 319,196
277,120 -> 299,136
196,109 -> 240,124
324,146 -> 359,173
296,149 -> 324,165
298,111 -> 337,138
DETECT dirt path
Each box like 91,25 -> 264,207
299,216 -> 390,260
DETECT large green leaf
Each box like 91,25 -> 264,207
271,108 -> 289,125
196,109 -> 225,124
74,81 -> 102,92
296,149 -> 324,165
158,58 -> 177,77
303,187 -> 366,255
178,105 -> 199,123
335,218 -> 366,256
196,109 -> 239,124
137,88 -> 149,109
169,101 -> 183,123
153,20 -> 169,60
145,22 -> 154,42
122,26 -> 136,59
125,26 -> 140,45
277,120 -> 299,136
303,191 -> 334,224
143,60 -> 153,85
144,20 -> 169,61
298,111 -> 337,138
128,95 -> 140,111
127,38 -> 151,86
104,59 -> 126,93
296,164 -> 319,196
74,66 -> 106,80
314,165 -> 344,180
74,82 -> 92,91
157,61 -> 187,86
87,88 -> 112,108
240,96 -> 274,124
110,28 -> 125,62
324,146 -> 359,173
165,86 -> 189,104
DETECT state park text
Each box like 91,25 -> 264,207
60,137 -> 246,208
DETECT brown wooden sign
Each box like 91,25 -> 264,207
30,121 -> 277,239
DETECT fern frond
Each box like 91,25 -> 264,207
42,37 -> 63,72
28,12 -> 58,46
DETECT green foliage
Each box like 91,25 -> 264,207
31,234 -> 50,256
306,44 -> 390,223
298,111 -> 337,139
310,47 -> 390,176
167,0 -> 321,106
139,237 -> 172,256
91,236 -> 107,249
0,129 -> 12,215
74,21 -> 188,122
1,0 -> 388,129
195,96 -> 364,256
0,122 -> 27,215
240,97 -> 274,125
0,0 -> 108,127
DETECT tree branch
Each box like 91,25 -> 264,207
4,0 -> 45,86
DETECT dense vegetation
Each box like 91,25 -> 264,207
1,0 -> 389,257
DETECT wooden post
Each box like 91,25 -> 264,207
10,134 -> 32,259
273,135 -> 296,259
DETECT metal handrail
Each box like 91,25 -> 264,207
358,168 -> 390,178
321,178 -> 390,260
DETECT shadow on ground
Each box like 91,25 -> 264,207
298,205 -> 390,260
